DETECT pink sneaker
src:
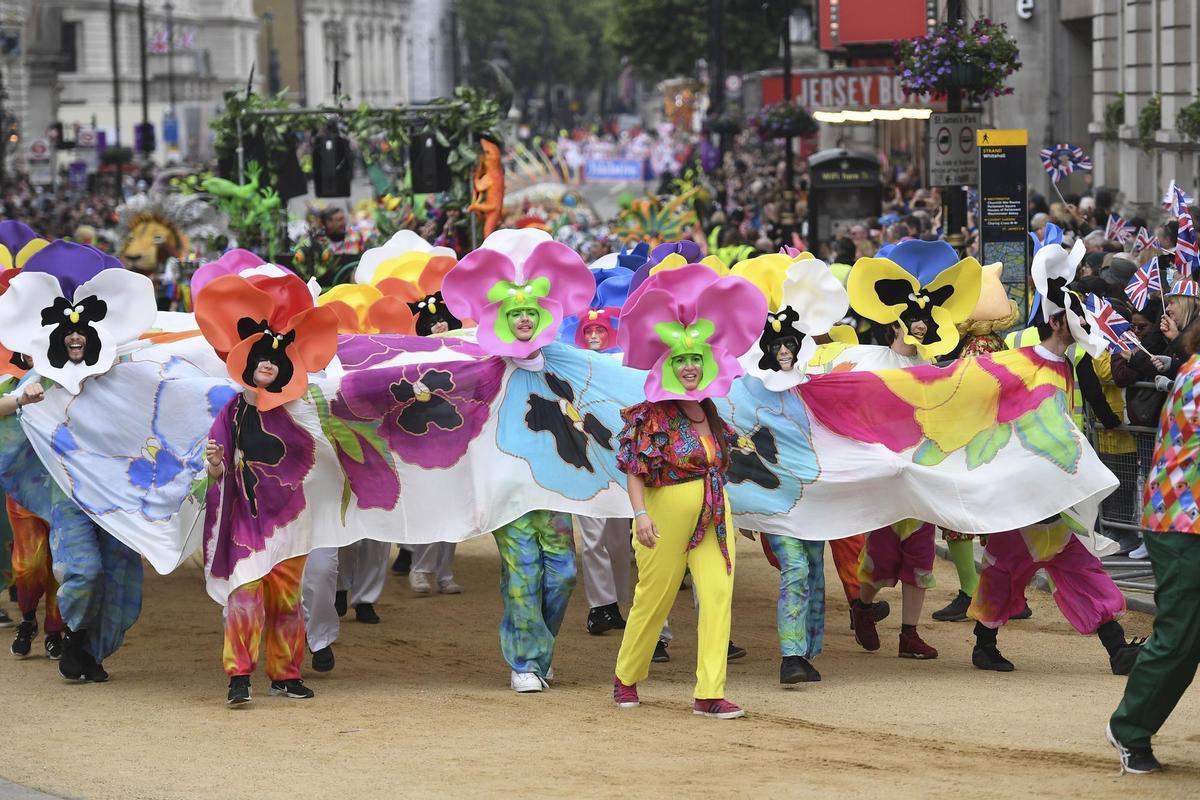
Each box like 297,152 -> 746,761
613,676 -> 639,708
693,698 -> 745,719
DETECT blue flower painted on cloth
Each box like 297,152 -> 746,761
496,343 -> 641,500
717,375 -> 819,516
50,357 -> 237,520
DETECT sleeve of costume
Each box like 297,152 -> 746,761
1077,354 -> 1121,429
1113,351 -> 1146,386
617,402 -> 663,480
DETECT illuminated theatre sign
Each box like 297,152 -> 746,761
757,68 -> 940,123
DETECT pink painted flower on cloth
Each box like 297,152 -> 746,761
618,264 -> 766,402
440,229 -> 594,358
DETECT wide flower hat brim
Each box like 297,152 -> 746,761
195,275 -> 276,356
227,304 -> 339,411
0,265 -> 156,394
191,248 -> 270,299
318,284 -> 385,333
0,220 -> 49,269
354,230 -> 456,285
442,238 -> 592,358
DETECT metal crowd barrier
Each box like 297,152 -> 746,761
1081,381 -> 1164,595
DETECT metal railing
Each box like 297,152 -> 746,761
1082,380 -> 1163,595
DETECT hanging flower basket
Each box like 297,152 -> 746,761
706,112 -> 744,136
895,17 -> 1021,102
751,101 -> 817,140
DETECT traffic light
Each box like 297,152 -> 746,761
134,122 -> 156,154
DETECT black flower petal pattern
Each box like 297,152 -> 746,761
525,372 -> 614,473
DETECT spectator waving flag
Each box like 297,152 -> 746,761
1105,213 -> 1135,244
1084,295 -> 1140,354
1162,180 -> 1195,218
1040,143 -> 1093,184
1177,208 -> 1199,275
1124,259 -> 1161,311
1133,226 -> 1160,254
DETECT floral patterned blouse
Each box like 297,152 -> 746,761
617,400 -> 740,572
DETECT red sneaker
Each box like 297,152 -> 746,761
851,603 -> 880,651
693,698 -> 745,719
899,628 -> 939,659
613,675 -> 640,708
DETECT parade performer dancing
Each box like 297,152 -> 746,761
196,267 -> 339,705
1107,301 -> 1200,775
0,238 -> 155,681
612,263 -> 765,719
442,228 -> 594,694
969,237 -> 1141,675
732,250 -> 849,683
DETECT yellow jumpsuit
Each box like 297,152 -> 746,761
615,437 -> 737,699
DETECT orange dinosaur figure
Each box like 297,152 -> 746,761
468,138 -> 504,238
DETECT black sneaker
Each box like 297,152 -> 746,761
932,591 -> 972,622
10,619 -> 36,658
972,644 -> 1015,672
727,641 -> 747,660
1110,638 -> 1145,676
334,590 -> 348,618
311,645 -> 335,673
850,600 -> 891,630
81,651 -> 108,683
44,632 -> 63,661
59,627 -> 87,681
1106,723 -> 1162,774
780,655 -> 821,684
1009,603 -> 1033,620
270,678 -> 315,699
0,606 -> 13,628
586,604 -> 626,636
652,639 -> 670,663
227,675 -> 251,706
354,603 -> 380,624
392,549 -> 412,576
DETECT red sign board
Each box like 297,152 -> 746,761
819,0 -> 929,50
760,69 -> 936,111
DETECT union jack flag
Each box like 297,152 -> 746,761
1105,213 -> 1135,244
1133,226 -> 1161,254
1177,208 -> 1199,275
1163,181 -> 1195,218
1085,294 -> 1140,354
1124,259 -> 1161,311
1039,143 -> 1092,183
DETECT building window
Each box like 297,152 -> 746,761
61,21 -> 79,73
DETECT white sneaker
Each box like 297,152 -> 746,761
438,578 -> 462,594
1128,543 -> 1149,560
545,666 -> 554,684
409,571 -> 433,595
510,670 -> 546,693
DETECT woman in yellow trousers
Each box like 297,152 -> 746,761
611,263 -> 766,720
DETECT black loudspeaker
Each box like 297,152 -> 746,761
273,144 -> 308,201
313,133 -> 353,198
410,131 -> 451,194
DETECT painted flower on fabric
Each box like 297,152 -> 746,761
335,333 -> 481,371
847,239 -> 982,359
48,357 -> 237,520
618,264 -> 766,402
195,273 -> 338,411
441,228 -> 594,358
0,240 -> 157,393
205,398 -> 317,581
718,375 -> 819,516
311,385 -> 400,515
331,358 -> 504,470
496,343 -> 638,500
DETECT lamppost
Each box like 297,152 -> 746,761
944,0 -> 966,252
164,2 -> 176,114
137,0 -> 151,157
264,12 -> 281,94
778,0 -> 797,243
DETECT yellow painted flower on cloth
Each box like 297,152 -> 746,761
882,357 -> 1001,453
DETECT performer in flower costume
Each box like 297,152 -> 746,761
732,250 -> 848,683
968,242 -> 1141,675
836,240 -> 983,660
442,228 -> 594,694
1108,312 -> 1200,775
612,264 -> 765,719
196,267 -> 339,705
0,239 -> 156,681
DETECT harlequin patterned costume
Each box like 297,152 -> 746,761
1110,353 -> 1200,757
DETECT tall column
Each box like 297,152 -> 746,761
1118,0 -> 1158,208
1090,0 -> 1122,188
304,10 -> 325,103
1157,0 -> 1197,187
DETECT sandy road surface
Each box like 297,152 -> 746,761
2,535 -> 1197,799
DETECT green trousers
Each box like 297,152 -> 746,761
1110,532 -> 1200,748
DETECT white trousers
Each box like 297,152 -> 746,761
336,539 -> 390,604
302,547 -> 339,651
411,542 -> 456,580
578,516 -> 633,609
